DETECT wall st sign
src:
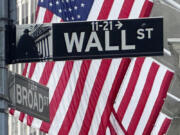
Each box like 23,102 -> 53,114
6,17 -> 164,64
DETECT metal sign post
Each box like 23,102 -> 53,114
0,0 -> 9,134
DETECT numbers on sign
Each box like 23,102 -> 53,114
109,21 -> 113,30
91,21 -> 113,31
103,21 -> 108,31
91,21 -> 99,31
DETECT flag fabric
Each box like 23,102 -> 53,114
112,57 -> 174,135
151,112 -> 172,135
107,112 -> 126,135
107,111 -> 172,135
9,0 -> 174,134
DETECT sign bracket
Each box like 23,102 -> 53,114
0,93 -> 9,102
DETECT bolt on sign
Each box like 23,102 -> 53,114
7,17 -> 164,64
8,72 -> 49,122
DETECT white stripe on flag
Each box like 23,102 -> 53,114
114,58 -> 136,112
129,0 -> 146,18
26,63 -> 31,78
14,111 -> 21,118
36,7 -> 46,24
48,61 -> 82,135
31,62 -> 46,82
152,113 -> 166,135
122,58 -> 152,129
23,115 -> 28,124
106,127 -> 111,135
51,14 -> 62,23
89,59 -> 122,135
108,0 -> 125,20
110,113 -> 125,135
151,112 -> 172,135
87,0 -> 104,21
48,62 -> 65,100
69,60 -> 101,135
134,65 -> 167,135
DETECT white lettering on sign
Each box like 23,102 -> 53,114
121,30 -> 135,50
64,30 -> 136,53
85,32 -> 103,52
64,32 -> 85,53
137,28 -> 154,40
16,84 -> 48,113
105,31 -> 119,51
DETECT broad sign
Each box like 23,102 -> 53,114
8,72 -> 49,122
7,17 -> 163,64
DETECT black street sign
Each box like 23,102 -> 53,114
7,17 -> 164,64
8,72 -> 49,122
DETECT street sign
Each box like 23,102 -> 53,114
7,17 -> 164,64
8,72 -> 49,122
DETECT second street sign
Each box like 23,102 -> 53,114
8,72 -> 49,122
7,17 -> 163,64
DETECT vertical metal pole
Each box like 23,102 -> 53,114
0,0 -> 9,134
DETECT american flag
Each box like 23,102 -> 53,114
108,112 -> 173,135
111,57 -> 174,134
9,0 -> 174,134
151,112 -> 172,135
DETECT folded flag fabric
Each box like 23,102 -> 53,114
113,57 -> 174,135
151,112 -> 172,135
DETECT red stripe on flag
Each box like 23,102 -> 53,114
39,62 -> 55,85
144,1 -> 154,17
40,61 -> 74,133
22,63 -> 29,76
117,58 -> 145,122
158,118 -> 171,135
97,0 -> 114,20
143,71 -> 174,134
127,62 -> 159,134
119,0 -> 135,18
19,112 -> 25,122
9,109 -> 15,115
97,58 -> 131,135
58,60 -> 91,135
28,63 -> 36,78
43,9 -> 54,23
140,0 -> 154,18
27,62 -> 55,126
79,59 -> 112,135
